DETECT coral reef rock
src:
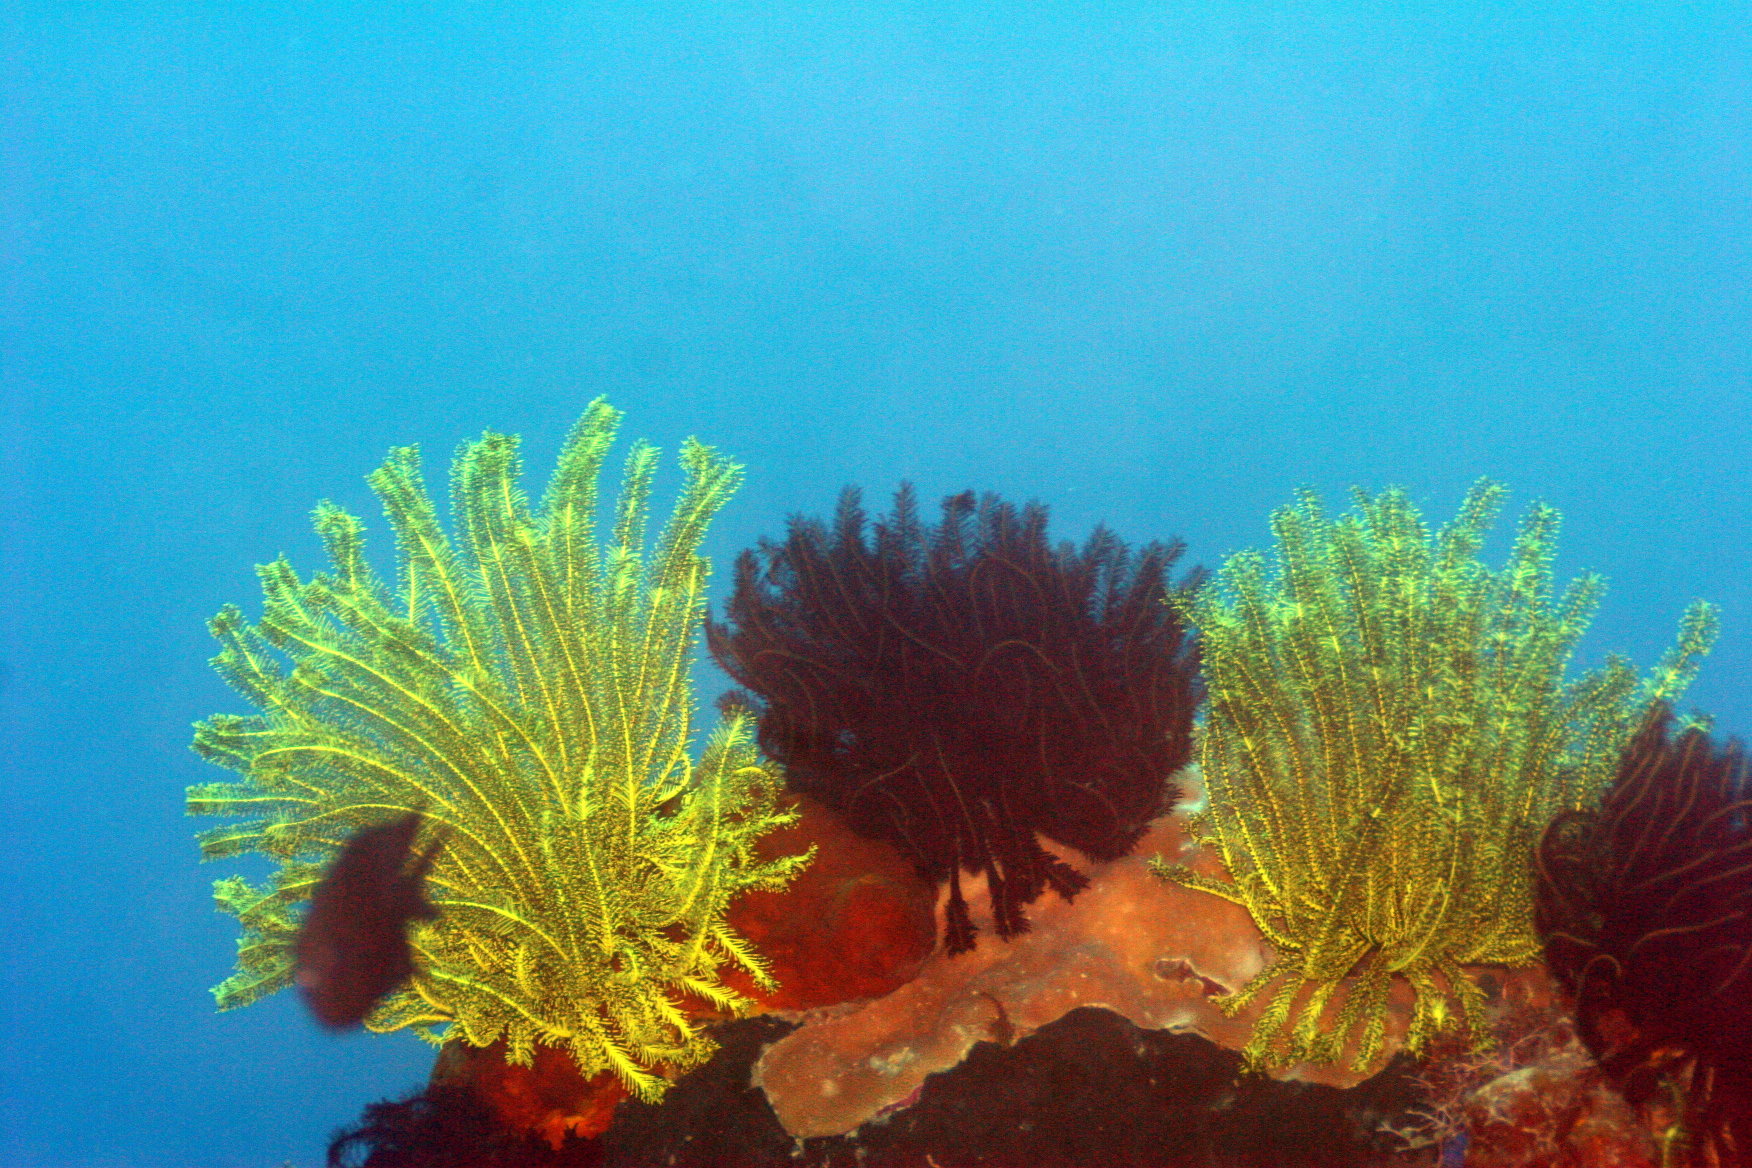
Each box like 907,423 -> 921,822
1462,1046 -> 1657,1167
608,1010 -> 1423,1168
753,807 -> 1367,1138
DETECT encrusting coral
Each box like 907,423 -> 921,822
1158,479 -> 1716,1078
718,796 -> 939,1012
188,399 -> 810,1101
708,484 -> 1203,954
1535,704 -> 1752,1167
749,790 -> 1277,1139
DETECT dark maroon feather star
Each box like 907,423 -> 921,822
1535,704 -> 1752,1166
296,811 -> 443,1030
708,485 -> 1203,955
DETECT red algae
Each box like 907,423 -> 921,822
724,797 -> 938,1012
433,1040 -> 629,1151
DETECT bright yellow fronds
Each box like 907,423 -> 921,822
1157,479 -> 1716,1074
188,399 -> 810,1098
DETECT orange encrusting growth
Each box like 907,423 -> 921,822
724,797 -> 938,1012
434,1039 -> 630,1151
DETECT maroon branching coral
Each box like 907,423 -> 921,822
1534,703 -> 1752,1166
707,485 -> 1203,955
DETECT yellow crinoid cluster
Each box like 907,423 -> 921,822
1157,479 -> 1716,1074
188,399 -> 810,1099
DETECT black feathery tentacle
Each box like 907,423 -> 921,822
708,484 -> 1202,953
1534,703 -> 1752,1164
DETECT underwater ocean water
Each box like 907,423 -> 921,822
5,6 -> 1752,1167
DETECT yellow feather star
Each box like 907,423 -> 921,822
1156,479 -> 1716,1074
188,399 -> 811,1099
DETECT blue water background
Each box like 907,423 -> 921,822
5,7 -> 1749,1166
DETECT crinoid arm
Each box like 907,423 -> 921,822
1535,702 -> 1752,1163
1167,478 -> 1717,1074
709,485 -> 1203,954
189,399 -> 810,1098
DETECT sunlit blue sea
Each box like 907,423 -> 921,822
5,6 -> 1748,1166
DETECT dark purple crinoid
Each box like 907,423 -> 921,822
1534,704 -> 1752,1165
707,485 -> 1203,955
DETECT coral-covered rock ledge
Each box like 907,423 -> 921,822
754,797 -> 1443,1139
